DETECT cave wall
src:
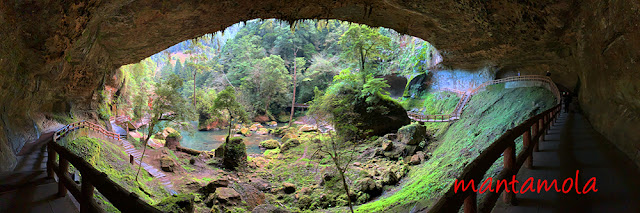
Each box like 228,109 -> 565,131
0,0 -> 639,171
430,67 -> 497,92
570,0 -> 640,165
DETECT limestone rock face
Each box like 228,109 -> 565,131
1,0 -> 639,170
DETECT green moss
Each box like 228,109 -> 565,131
357,86 -> 555,212
154,193 -> 195,213
65,136 -> 169,209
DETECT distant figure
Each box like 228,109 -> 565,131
546,71 -> 551,77
563,92 -> 572,113
517,72 -> 520,76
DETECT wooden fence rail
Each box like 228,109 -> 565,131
425,103 -> 561,213
408,75 -> 561,122
48,121 -> 162,213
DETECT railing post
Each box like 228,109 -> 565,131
503,140 -> 516,204
523,127 -> 533,169
532,121 -> 540,152
538,117 -> 545,142
81,175 -> 94,213
47,144 -> 56,178
464,192 -> 477,213
58,157 -> 69,197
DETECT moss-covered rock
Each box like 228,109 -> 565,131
397,123 -> 427,145
280,138 -> 300,151
65,136 -> 101,165
240,127 -> 251,137
281,133 -> 297,144
259,139 -> 280,149
154,193 -> 195,213
217,137 -> 247,170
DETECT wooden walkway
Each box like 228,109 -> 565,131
0,132 -> 79,213
408,75 -> 561,123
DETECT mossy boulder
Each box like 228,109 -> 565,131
155,193 -> 195,213
159,156 -> 176,172
259,140 -> 280,149
397,123 -> 427,145
281,133 -> 297,144
280,138 -> 300,151
239,128 -> 251,137
217,137 -> 247,170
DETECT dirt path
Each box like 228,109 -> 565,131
292,145 -> 309,166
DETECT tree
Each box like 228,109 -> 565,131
209,86 -> 249,141
338,24 -> 392,83
240,55 -> 291,117
135,74 -> 195,182
288,49 -> 307,126
185,38 -> 216,106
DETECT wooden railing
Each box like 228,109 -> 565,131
408,75 -> 561,122
425,104 -> 561,213
48,121 -> 162,213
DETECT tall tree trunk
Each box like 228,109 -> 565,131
289,48 -> 299,127
135,121 -> 155,182
338,166 -> 354,213
360,47 -> 366,84
193,72 -> 197,106
227,110 -> 232,143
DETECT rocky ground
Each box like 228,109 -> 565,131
132,120 -> 433,213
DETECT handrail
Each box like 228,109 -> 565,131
425,104 -> 562,213
48,121 -> 162,213
408,75 -> 561,122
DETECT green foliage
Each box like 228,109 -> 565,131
239,54 -> 291,116
154,193 -> 195,213
338,24 -> 392,82
210,87 -> 249,139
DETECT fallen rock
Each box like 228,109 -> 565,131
409,154 -> 421,165
155,193 -> 195,213
249,177 -> 271,191
397,123 -> 427,145
215,187 -> 241,204
283,182 -> 296,194
356,177 -> 380,195
382,170 -> 398,185
240,128 -> 252,137
259,139 -> 280,149
159,156 -> 176,172
256,128 -> 268,135
381,141 -> 393,151
235,183 -> 265,209
281,133 -> 297,144
267,121 -> 278,127
298,124 -> 317,132
280,138 -> 300,151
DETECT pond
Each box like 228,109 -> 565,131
178,122 -> 285,155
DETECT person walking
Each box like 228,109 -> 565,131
563,92 -> 572,113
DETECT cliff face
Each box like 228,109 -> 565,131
0,0 -> 639,170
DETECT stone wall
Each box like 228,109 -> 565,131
430,67 -> 497,92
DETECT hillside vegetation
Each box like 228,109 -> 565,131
358,84 -> 556,212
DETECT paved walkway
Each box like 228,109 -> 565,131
0,132 -> 78,213
492,112 -> 640,212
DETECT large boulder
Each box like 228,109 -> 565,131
397,123 -> 427,145
235,183 -> 265,209
214,187 -> 241,204
356,177 -> 381,196
199,176 -> 231,195
159,156 -> 176,172
259,139 -> 280,149
249,177 -> 272,192
280,138 -> 300,151
217,137 -> 247,170
382,170 -> 398,186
